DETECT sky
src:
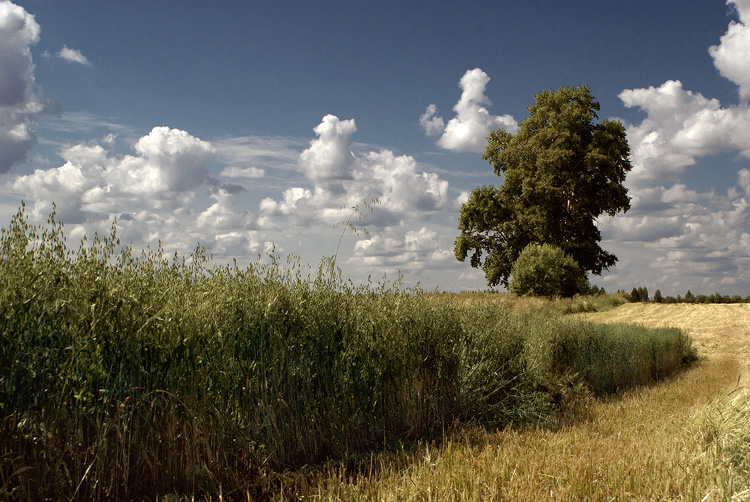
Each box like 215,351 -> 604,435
1,0 -> 750,296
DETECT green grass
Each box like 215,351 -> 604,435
0,206 -> 697,500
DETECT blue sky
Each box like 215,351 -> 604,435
2,0 -> 750,296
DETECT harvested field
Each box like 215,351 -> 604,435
291,302 -> 750,501
579,303 -> 750,371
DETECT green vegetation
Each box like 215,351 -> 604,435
509,243 -> 587,298
626,287 -> 750,304
455,85 -> 632,288
0,206 -> 696,500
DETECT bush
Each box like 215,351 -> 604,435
509,243 -> 587,298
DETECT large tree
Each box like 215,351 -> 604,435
454,85 -> 632,288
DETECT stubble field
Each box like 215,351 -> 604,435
580,303 -> 750,365
287,303 -> 750,501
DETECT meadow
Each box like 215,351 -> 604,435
0,207 -> 718,501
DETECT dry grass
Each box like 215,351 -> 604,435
277,358 -> 742,501
275,303 -> 750,502
579,303 -> 750,366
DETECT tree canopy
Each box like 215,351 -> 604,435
454,85 -> 632,288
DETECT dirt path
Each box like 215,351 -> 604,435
579,303 -> 750,373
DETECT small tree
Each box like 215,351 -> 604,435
638,286 -> 649,302
508,243 -> 587,298
653,289 -> 663,303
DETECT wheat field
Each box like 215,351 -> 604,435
281,303 -> 750,501
580,303 -> 750,366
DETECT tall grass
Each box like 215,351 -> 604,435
433,291 -> 630,316
0,206 -> 697,500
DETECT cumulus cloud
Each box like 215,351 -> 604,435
260,115 -> 461,228
255,115 -> 464,278
419,104 -> 445,137
20,126 -> 216,216
6,127 -> 263,258
422,68 -> 518,153
195,188 -> 254,235
259,187 -> 313,221
5,110 -> 464,286
11,160 -> 100,223
709,0 -> 750,100
299,114 -> 357,190
0,0 -> 43,172
619,80 -> 750,186
130,126 -> 215,192
351,225 -> 453,272
58,45 -> 91,66
360,150 -> 452,214
599,169 -> 750,293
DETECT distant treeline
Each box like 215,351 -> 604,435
616,286 -> 750,304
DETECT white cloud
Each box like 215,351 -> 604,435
351,225 -> 453,273
299,114 -> 357,190
604,213 -> 685,243
7,114 -> 470,286
600,167 -> 750,294
419,104 -> 445,137
423,68 -> 518,153
130,126 -> 215,193
254,114 -> 466,282
213,135 -> 303,179
58,45 -> 91,66
11,161 -> 101,223
6,127 -> 260,257
219,166 -> 265,179
584,4 -> 750,295
259,186 -> 313,220
0,0 -> 43,172
0,1 -> 39,106
195,188 -> 255,236
619,80 -> 750,187
60,142 -> 108,166
709,0 -> 750,100
360,150 -> 454,214
260,115 -> 461,229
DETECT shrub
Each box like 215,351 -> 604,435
509,243 -> 587,298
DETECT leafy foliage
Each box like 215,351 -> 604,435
455,85 -> 632,287
509,243 -> 587,298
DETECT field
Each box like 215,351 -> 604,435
0,209 -> 747,500
580,303 -> 750,365
283,303 -> 750,501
